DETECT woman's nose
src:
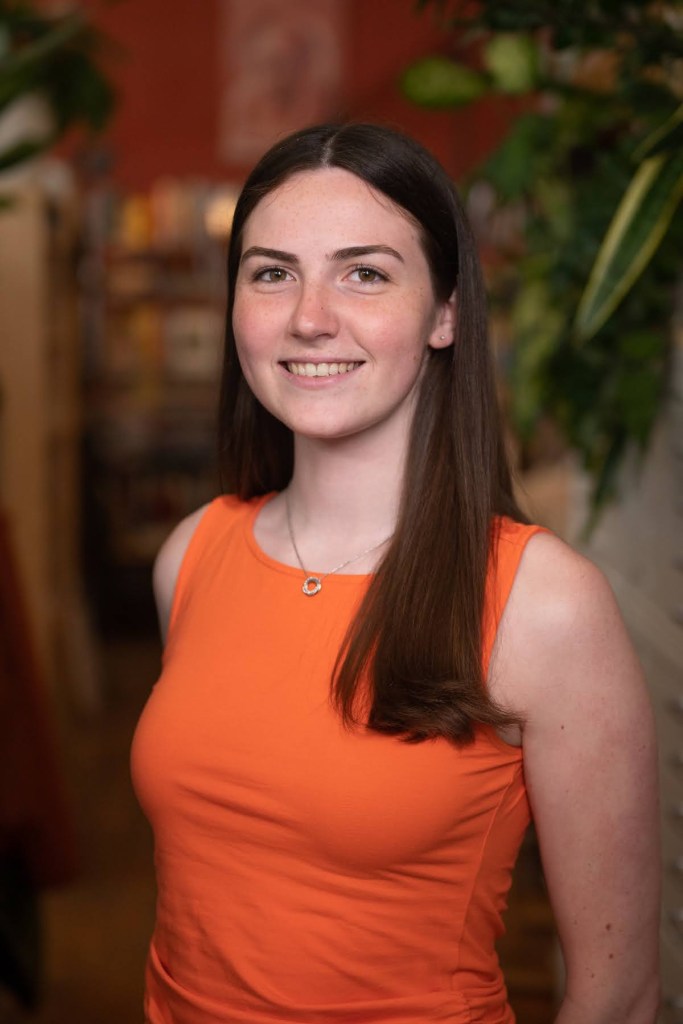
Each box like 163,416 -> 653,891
288,280 -> 339,341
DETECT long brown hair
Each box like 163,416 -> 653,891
219,123 -> 526,744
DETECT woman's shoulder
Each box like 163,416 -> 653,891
152,494 -> 254,641
494,525 -> 640,720
506,527 -> 613,628
494,515 -> 605,604
153,504 -> 213,641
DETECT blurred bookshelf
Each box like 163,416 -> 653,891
79,179 -> 238,630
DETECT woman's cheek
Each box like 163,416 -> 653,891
233,298 -> 284,353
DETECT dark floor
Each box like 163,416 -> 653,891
3,637 -> 559,1024
9,639 -> 160,1024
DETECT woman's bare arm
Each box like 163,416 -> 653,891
152,504 -> 210,643
493,533 -> 660,1024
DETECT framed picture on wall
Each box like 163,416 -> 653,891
218,0 -> 345,164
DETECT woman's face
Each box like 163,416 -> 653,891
232,167 -> 454,448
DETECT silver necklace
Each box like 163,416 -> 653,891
284,496 -> 392,596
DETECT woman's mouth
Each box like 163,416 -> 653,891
283,361 -> 363,377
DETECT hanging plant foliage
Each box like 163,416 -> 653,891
404,0 -> 683,515
0,1 -> 115,175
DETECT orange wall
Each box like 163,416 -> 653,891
66,0 -> 502,189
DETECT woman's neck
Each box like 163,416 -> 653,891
286,432 -> 404,540
252,428 -> 407,576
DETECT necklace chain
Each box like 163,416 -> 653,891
285,495 -> 392,596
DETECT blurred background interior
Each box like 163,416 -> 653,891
0,0 -> 681,1021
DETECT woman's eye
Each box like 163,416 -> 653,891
350,265 -> 387,284
254,267 -> 291,283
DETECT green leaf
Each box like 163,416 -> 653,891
0,10 -> 85,79
401,56 -> 488,108
0,136 -> 52,172
633,103 -> 683,161
617,328 -> 666,361
0,64 -> 38,114
479,113 -> 549,200
0,25 -> 10,60
0,11 -> 86,113
0,9 -> 115,133
483,32 -> 539,93
535,176 -> 573,241
574,149 -> 683,342
614,365 -> 661,442
46,50 -> 116,131
510,279 -> 565,431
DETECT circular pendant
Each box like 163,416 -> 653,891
302,575 -> 322,596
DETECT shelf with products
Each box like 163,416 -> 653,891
80,179 -> 239,628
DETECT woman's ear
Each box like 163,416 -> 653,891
428,291 -> 456,350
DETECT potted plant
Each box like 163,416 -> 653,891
402,0 -> 683,517
0,0 -> 115,188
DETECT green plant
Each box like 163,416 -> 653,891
403,0 -> 683,514
0,0 -> 115,176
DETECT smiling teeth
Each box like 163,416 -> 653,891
287,361 -> 361,377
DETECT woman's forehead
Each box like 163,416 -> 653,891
242,167 -> 423,246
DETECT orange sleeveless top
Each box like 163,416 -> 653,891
131,495 -> 544,1024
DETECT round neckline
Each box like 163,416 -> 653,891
242,492 -> 373,584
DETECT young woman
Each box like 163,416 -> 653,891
131,123 -> 660,1024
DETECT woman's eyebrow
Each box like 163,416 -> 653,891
332,245 -> 404,263
241,246 -> 298,264
240,244 -> 405,265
